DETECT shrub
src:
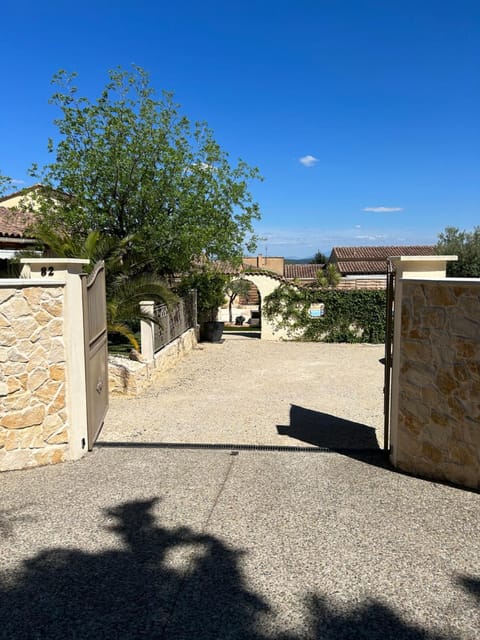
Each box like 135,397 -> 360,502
263,285 -> 386,343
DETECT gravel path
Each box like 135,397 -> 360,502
102,334 -> 386,449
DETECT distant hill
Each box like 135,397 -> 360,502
284,256 -> 317,264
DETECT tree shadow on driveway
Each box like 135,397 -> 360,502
0,497 -> 461,639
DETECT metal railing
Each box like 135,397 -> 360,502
140,291 -> 197,360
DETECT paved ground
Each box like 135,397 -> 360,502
1,447 -> 479,639
1,337 -> 479,639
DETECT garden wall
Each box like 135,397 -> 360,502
391,278 -> 480,489
109,328 -> 197,395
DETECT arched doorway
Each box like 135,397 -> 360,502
218,277 -> 261,328
235,272 -> 287,340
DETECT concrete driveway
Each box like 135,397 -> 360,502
1,446 -> 479,639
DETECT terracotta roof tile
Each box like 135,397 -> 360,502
332,245 -> 435,261
284,264 -> 322,279
335,260 -> 389,274
0,207 -> 35,238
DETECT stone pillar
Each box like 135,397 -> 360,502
0,280 -> 66,471
20,258 -> 91,462
388,255 -> 457,466
140,301 -> 155,361
190,289 -> 198,331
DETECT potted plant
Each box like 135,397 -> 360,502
179,267 -> 228,342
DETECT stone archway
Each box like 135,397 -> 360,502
237,272 -> 287,340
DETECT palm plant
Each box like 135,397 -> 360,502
31,225 -> 134,274
316,263 -> 341,288
27,226 -> 177,349
106,273 -> 177,351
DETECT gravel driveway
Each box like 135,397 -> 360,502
102,334 -> 386,449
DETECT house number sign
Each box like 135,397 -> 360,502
41,266 -> 55,277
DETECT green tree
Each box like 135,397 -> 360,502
313,250 -> 328,264
29,66 -> 262,276
0,173 -> 13,196
225,278 -> 251,322
436,226 -> 480,277
178,266 -> 228,323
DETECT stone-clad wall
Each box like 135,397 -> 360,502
396,280 -> 480,489
0,285 -> 68,471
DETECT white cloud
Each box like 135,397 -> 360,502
355,234 -> 387,241
12,179 -> 26,186
363,206 -> 403,213
253,225 -> 437,258
299,155 -> 318,167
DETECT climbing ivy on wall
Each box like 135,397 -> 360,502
263,284 -> 387,343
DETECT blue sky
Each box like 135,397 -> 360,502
2,1 -> 479,257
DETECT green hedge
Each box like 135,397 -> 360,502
263,285 -> 386,343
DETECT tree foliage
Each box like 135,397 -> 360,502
0,173 -> 13,197
436,226 -> 480,277
263,284 -> 386,343
29,66 -> 262,276
177,266 -> 229,323
312,250 -> 328,264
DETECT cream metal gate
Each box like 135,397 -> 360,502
383,264 -> 395,452
82,261 -> 109,450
